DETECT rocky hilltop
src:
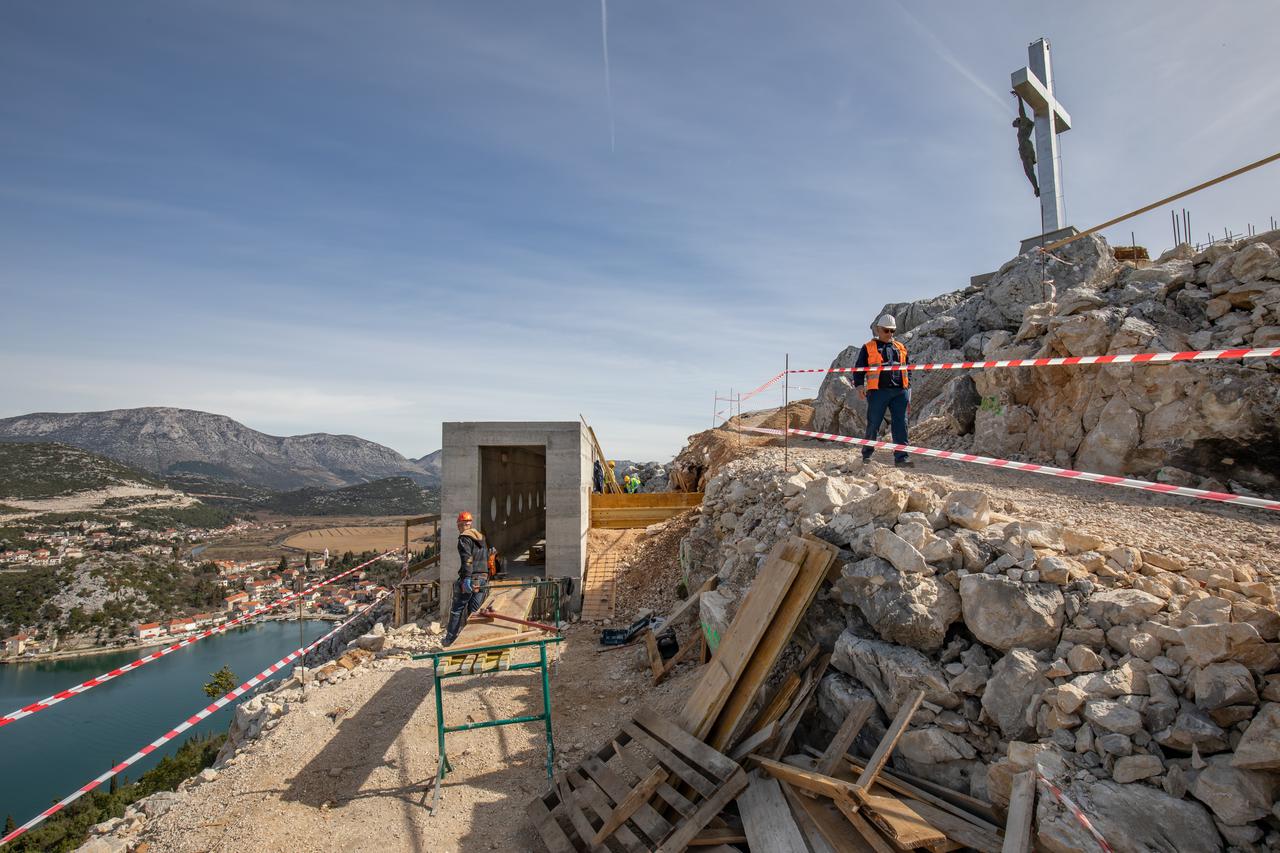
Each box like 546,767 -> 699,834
814,233 -> 1280,495
0,407 -> 433,492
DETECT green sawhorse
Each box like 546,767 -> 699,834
414,636 -> 563,814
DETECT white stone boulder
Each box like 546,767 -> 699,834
959,574 -> 1064,651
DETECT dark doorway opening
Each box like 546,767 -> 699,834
478,445 -> 547,580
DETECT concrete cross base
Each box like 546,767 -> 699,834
1019,225 -> 1078,255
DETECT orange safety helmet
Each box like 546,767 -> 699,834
457,511 -> 473,523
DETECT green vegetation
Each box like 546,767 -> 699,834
126,503 -> 235,530
203,665 -> 237,699
7,732 -> 226,853
263,476 -> 439,516
0,443 -> 162,499
0,503 -> 22,514
0,526 -> 39,551
0,564 -> 70,627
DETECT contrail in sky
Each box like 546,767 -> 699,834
600,0 -> 615,151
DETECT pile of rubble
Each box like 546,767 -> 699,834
677,450 -> 1279,851
813,233 -> 1280,495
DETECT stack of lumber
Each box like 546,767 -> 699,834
529,535 -> 1019,852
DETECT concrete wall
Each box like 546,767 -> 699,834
440,422 -> 591,614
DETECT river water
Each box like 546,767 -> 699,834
0,620 -> 330,825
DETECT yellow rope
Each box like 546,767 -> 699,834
1043,149 -> 1280,252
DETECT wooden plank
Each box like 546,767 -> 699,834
766,655 -> 830,760
736,774 -> 809,853
906,801 -> 1003,853
582,551 -> 622,621
644,630 -> 666,681
855,689 -> 924,791
633,707 -> 741,781
779,781 -> 839,853
687,829 -> 748,846
833,797 -> 896,853
729,721 -> 780,763
657,768 -> 749,853
837,756 -> 1004,836
663,575 -> 719,627
556,773 -> 605,853
620,722 -> 717,799
525,796 -> 576,853
817,699 -> 876,777
613,740 -> 697,820
754,756 -> 859,801
706,536 -> 839,750
859,790 -> 946,849
570,770 -> 647,853
679,538 -> 809,740
591,492 -> 705,509
443,629 -> 545,653
785,784 -> 880,853
580,756 -> 672,845
1001,771 -> 1035,853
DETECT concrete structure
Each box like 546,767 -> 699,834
440,422 -> 591,615
1012,38 -> 1075,242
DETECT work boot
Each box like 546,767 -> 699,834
861,456 -> 871,466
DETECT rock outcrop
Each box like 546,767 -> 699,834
813,233 -> 1280,494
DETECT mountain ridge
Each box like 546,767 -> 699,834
0,407 -> 437,492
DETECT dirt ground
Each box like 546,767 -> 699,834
139,620 -> 703,853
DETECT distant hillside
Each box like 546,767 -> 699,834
0,408 -> 433,492
262,477 -> 439,516
416,450 -> 442,486
0,442 -> 162,499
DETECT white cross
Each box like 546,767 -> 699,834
1012,38 -> 1072,233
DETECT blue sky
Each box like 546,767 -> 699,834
2,1 -> 1277,461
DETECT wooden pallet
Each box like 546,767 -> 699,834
527,707 -> 748,852
582,552 -> 623,621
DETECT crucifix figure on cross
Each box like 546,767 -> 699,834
1012,38 -> 1072,236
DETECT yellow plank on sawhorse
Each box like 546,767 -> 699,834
581,551 -> 622,621
441,649 -> 513,675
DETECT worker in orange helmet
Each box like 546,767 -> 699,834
443,510 -> 488,646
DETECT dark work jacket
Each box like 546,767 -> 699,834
852,340 -> 907,389
457,528 -> 486,579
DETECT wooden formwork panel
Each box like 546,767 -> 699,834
590,492 -> 703,529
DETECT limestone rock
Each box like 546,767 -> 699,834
1112,753 -> 1163,784
896,726 -> 977,764
959,574 -> 1064,651
871,527 -> 930,574
1067,644 -> 1104,673
1155,705 -> 1230,754
837,557 -> 960,651
1231,702 -> 1280,770
1179,622 -> 1266,668
1193,662 -> 1257,711
982,648 -> 1050,740
1085,589 -> 1165,627
1191,754 -> 1278,825
831,632 -> 955,714
1083,700 -> 1144,735
1036,778 -> 1222,853
802,476 -> 852,516
943,490 -> 990,531
1230,240 -> 1280,282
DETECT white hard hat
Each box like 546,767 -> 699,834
875,313 -> 897,330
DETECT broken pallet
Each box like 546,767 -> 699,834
527,707 -> 748,852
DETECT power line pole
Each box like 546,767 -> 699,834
784,353 -> 790,472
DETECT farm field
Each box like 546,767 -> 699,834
282,522 -> 437,554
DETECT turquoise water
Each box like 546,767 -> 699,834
0,619 -> 330,825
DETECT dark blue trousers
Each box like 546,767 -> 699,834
443,579 -> 486,645
863,387 -> 909,463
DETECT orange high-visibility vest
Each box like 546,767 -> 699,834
864,339 -> 909,391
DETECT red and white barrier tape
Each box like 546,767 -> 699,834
0,550 -> 399,729
786,346 -> 1280,375
1036,772 -> 1114,853
0,593 -> 388,847
716,372 -> 786,420
742,426 -> 1280,512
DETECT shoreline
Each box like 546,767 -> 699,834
1,613 -> 343,665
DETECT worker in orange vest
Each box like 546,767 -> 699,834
853,314 -> 912,467
443,510 -> 488,646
